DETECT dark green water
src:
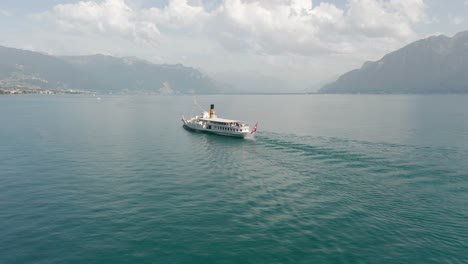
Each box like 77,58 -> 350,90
1,95 -> 467,263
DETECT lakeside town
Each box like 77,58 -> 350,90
0,87 -> 89,95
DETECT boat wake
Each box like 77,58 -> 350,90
244,133 -> 256,141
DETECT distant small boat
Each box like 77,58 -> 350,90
182,104 -> 257,138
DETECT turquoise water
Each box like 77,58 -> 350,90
1,95 -> 467,263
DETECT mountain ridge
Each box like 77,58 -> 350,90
0,45 -> 219,94
319,29 -> 468,94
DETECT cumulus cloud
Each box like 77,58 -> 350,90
39,0 -> 428,56
36,0 -> 160,45
142,0 -> 210,30
214,0 -> 427,55
137,0 -> 427,56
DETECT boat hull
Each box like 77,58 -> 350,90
183,124 -> 249,138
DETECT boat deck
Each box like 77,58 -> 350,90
198,117 -> 242,123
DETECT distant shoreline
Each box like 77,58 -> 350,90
2,89 -> 468,96
0,88 -> 91,95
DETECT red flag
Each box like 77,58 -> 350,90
250,122 -> 258,134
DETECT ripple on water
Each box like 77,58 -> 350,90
1,128 -> 468,263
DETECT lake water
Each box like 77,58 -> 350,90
1,95 -> 467,263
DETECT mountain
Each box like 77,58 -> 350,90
319,30 -> 468,94
60,55 -> 218,94
0,45 -> 93,90
0,45 -> 219,94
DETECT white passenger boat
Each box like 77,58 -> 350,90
182,104 -> 257,138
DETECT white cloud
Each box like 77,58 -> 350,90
450,16 -> 464,25
387,0 -> 427,23
36,0 -> 160,45
38,0 -> 428,56
142,0 -> 210,30
0,9 -> 13,17
146,0 -> 427,56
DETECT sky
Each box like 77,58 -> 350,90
1,0 -> 468,91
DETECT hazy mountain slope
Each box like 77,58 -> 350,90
0,46 -> 92,90
0,45 -> 219,94
320,30 -> 468,94
61,55 -> 219,94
